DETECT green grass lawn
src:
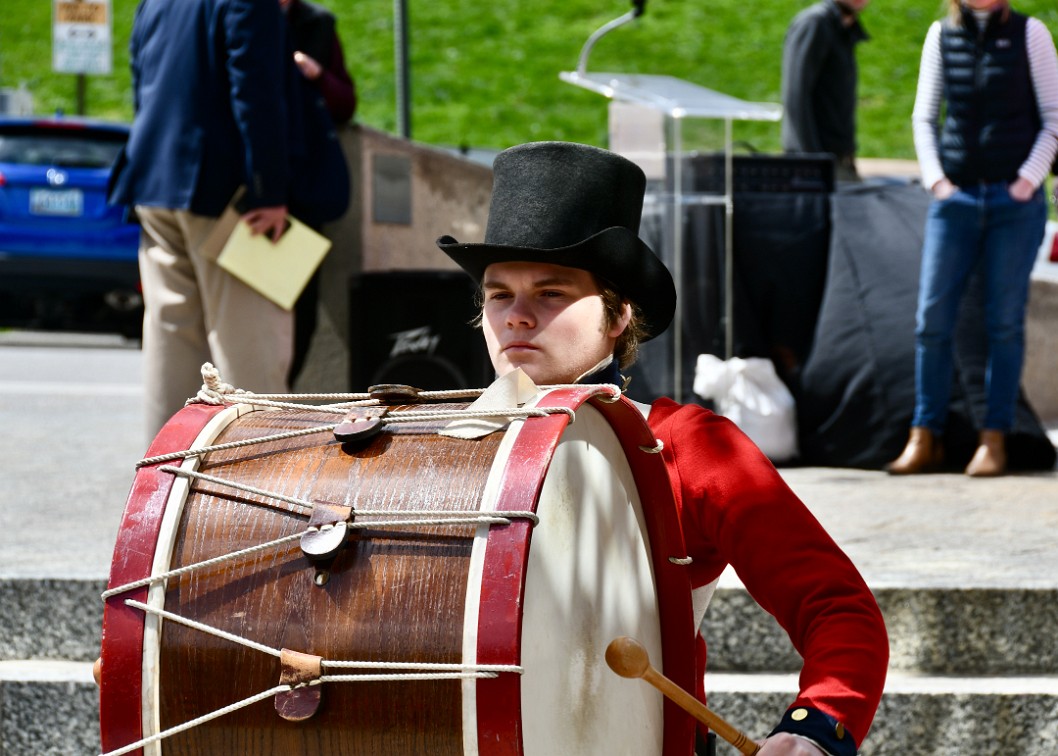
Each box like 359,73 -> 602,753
5,1 -> 1058,160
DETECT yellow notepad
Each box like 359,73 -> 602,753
217,216 -> 331,310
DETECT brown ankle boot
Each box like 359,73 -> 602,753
885,427 -> 943,475
965,430 -> 1006,477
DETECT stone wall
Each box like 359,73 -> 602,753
292,125 -> 494,394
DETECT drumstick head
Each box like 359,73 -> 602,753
605,636 -> 651,679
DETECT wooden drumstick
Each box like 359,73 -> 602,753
605,636 -> 761,756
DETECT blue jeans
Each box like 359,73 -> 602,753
913,182 -> 1046,434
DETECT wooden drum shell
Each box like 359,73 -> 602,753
99,389 -> 696,755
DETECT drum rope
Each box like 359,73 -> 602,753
125,599 -> 523,677
193,390 -> 488,408
193,386 -> 618,411
193,397 -> 376,413
99,663 -> 516,756
188,396 -> 504,414
193,362 -> 485,406
97,599 -> 522,756
155,465 -> 319,512
100,530 -> 305,600
190,394 -> 484,412
102,468 -> 538,600
321,660 -> 520,673
126,598 -> 282,657
137,406 -> 577,468
99,685 -> 287,756
155,465 -> 540,527
318,672 -> 504,681
137,423 -> 340,467
102,507 -> 536,601
374,406 -> 577,423
191,362 -> 620,407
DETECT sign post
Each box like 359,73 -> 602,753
52,0 -> 113,115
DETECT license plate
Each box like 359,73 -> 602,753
29,188 -> 84,217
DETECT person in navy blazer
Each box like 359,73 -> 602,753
110,0 -> 295,442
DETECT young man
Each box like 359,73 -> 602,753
437,142 -> 888,756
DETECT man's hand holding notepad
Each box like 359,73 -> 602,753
217,214 -> 332,311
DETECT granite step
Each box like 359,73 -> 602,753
4,576 -> 1058,756
3,662 -> 1057,756
0,661 -> 98,756
7,576 -> 1058,680
708,672 -> 1058,756
1,579 -> 104,663
704,585 -> 1058,676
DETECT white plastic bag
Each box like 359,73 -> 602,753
693,354 -> 799,463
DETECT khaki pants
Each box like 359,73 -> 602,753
137,206 -> 292,441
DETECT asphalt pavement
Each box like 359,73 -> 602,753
0,331 -> 143,579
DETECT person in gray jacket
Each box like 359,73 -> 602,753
781,0 -> 870,181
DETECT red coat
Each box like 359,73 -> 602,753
648,398 -> 888,753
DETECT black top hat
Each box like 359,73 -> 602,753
436,141 -> 676,340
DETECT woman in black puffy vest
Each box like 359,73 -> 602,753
889,0 -> 1058,477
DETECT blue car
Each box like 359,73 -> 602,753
0,116 -> 142,338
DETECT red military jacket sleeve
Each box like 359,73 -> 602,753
647,398 -> 888,749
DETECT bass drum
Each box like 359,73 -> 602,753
99,386 -> 695,755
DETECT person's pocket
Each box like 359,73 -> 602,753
1006,182 -> 1043,204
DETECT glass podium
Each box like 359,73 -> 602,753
560,69 -> 782,402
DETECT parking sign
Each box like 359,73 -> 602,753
53,0 -> 112,75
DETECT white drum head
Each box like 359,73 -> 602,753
521,403 -> 664,754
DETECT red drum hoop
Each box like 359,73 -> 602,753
99,387 -> 695,755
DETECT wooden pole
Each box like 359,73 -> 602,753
76,73 -> 86,115
605,636 -> 761,755
393,0 -> 410,138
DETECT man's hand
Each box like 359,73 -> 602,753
1009,176 -> 1035,203
294,51 -> 323,81
241,205 -> 288,243
756,732 -> 828,755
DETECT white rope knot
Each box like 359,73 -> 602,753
190,362 -> 249,406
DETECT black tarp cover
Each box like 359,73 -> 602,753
797,182 -> 1056,470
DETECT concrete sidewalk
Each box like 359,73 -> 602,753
776,463 -> 1058,590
